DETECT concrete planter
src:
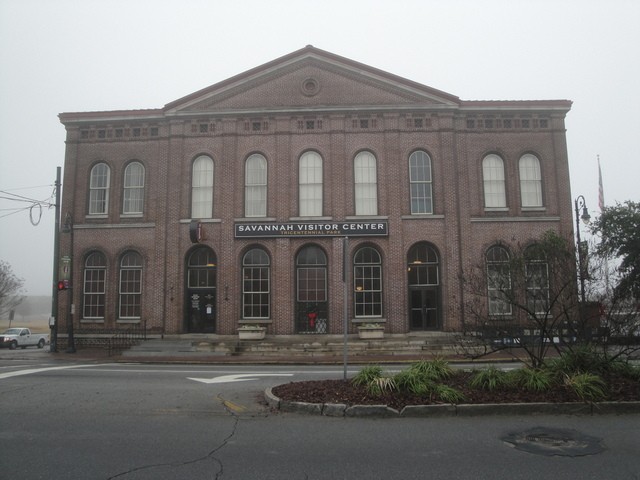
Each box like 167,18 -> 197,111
238,327 -> 266,340
357,326 -> 384,339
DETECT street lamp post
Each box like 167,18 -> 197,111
62,212 -> 76,353
574,195 -> 591,319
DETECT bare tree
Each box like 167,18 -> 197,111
458,231 -> 585,368
0,260 -> 25,319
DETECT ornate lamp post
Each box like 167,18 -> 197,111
574,195 -> 591,313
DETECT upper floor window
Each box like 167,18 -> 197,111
123,162 -> 145,214
354,151 -> 377,216
486,245 -> 512,316
89,163 -> 110,215
299,152 -> 323,217
191,155 -> 214,218
119,251 -> 142,319
409,150 -> 433,214
482,154 -> 506,208
245,154 -> 267,217
519,154 -> 543,207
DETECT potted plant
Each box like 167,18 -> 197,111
357,323 -> 385,339
237,324 -> 267,340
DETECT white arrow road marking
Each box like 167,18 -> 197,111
0,364 -> 95,380
188,373 -> 293,384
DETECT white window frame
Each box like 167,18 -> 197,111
482,154 -> 506,208
519,154 -> 543,207
409,150 -> 433,214
354,151 -> 378,216
191,155 -> 214,218
123,162 -> 145,214
89,163 -> 110,215
245,154 -> 267,217
299,152 -> 323,217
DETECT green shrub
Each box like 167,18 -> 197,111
509,368 -> 554,392
352,365 -> 384,387
564,372 -> 607,402
367,376 -> 397,396
469,366 -> 512,391
608,360 -> 640,380
547,346 -> 608,375
394,369 -> 435,396
409,358 -> 454,381
433,384 -> 466,404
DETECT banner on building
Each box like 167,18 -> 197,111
235,221 -> 388,238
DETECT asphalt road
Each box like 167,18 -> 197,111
1,351 -> 639,479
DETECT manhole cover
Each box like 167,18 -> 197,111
502,427 -> 605,457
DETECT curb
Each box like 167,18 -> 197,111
265,388 -> 640,417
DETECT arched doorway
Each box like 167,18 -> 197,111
295,245 -> 328,333
185,247 -> 217,333
407,243 -> 441,330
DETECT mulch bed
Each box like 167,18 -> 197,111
272,372 -> 640,411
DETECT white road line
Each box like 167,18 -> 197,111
0,364 -> 96,380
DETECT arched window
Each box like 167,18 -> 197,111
119,251 -> 142,319
486,246 -> 512,316
519,154 -> 543,207
482,154 -> 506,208
89,163 -> 110,215
353,246 -> 383,317
242,248 -> 270,319
245,154 -> 267,217
354,151 -> 378,216
191,155 -> 214,218
123,162 -> 145,214
525,244 -> 549,315
409,151 -> 433,214
296,245 -> 328,333
299,152 -> 323,217
83,251 -> 106,319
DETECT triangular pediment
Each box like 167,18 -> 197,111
164,46 -> 460,116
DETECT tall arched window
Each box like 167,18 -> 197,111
296,245 -> 328,333
83,251 -> 106,319
242,248 -> 270,319
299,152 -> 323,217
409,150 -> 433,214
486,245 -> 512,316
191,155 -> 214,218
119,251 -> 142,319
353,246 -> 383,317
354,151 -> 378,215
519,154 -> 543,207
123,162 -> 145,214
89,163 -> 110,215
482,154 -> 506,208
245,154 -> 267,217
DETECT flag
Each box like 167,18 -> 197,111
598,155 -> 604,212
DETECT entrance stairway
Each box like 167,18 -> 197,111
120,332 -> 460,362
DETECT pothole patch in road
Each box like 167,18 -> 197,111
502,427 -> 605,457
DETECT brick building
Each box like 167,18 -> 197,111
57,46 -> 573,337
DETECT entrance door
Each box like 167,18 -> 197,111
295,246 -> 328,334
409,288 -> 438,330
407,243 -> 441,330
186,247 -> 217,333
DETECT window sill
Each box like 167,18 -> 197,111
239,319 -> 272,325
120,213 -> 143,219
351,318 -> 386,325
85,214 -> 108,220
117,319 -> 141,324
80,319 -> 105,324
401,214 -> 444,220
484,207 -> 509,212
521,207 -> 546,212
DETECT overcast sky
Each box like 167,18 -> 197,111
1,0 -> 638,296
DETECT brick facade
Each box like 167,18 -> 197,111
58,46 -> 573,336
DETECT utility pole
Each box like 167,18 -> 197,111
49,167 -> 61,352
